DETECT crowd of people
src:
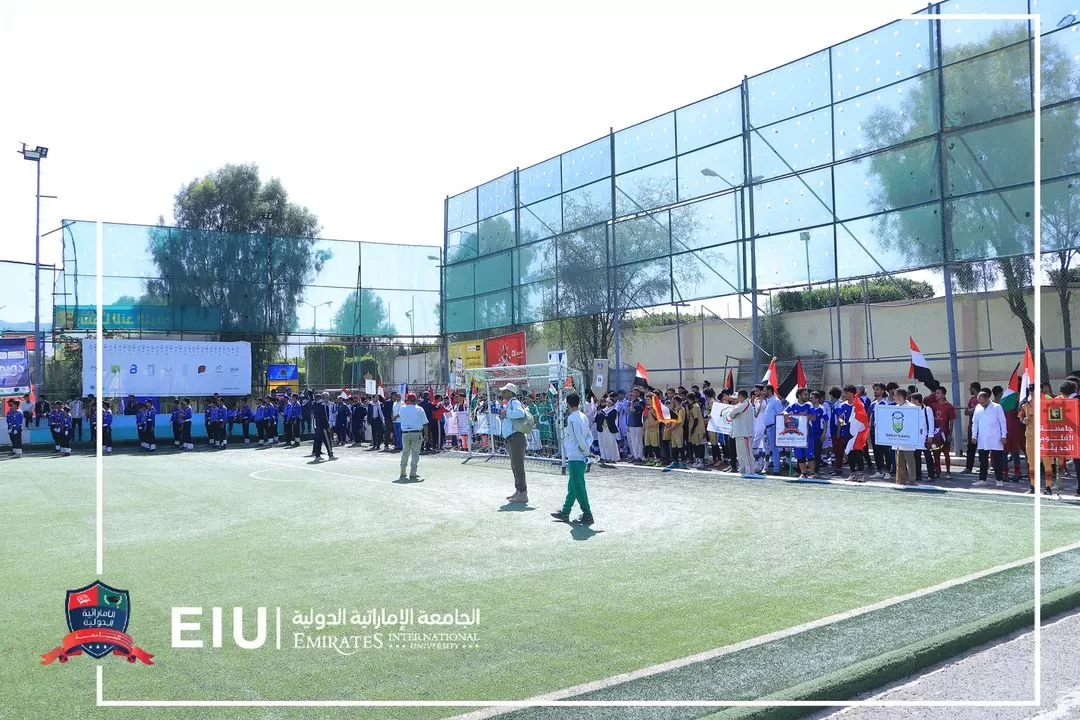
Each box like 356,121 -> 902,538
578,375 -> 1079,496
5,374 -> 1079,501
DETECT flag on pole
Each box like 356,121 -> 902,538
1020,346 -> 1034,403
650,394 -> 678,424
564,375 -> 574,389
1000,361 -> 1022,412
377,385 -> 385,399
724,368 -> 734,392
761,357 -> 779,393
908,337 -> 940,391
779,358 -> 808,405
634,362 -> 649,389
548,382 -> 557,401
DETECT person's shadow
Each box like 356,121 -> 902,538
570,524 -> 603,541
393,476 -> 424,484
498,503 -> 535,512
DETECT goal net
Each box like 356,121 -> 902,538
461,362 -> 585,465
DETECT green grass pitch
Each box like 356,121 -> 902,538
2,446 -> 1079,720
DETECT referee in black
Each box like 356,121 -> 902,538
310,392 -> 336,462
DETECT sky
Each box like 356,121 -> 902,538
0,0 -> 942,326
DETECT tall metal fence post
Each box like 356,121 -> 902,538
742,75 -> 760,383
610,128 -> 622,388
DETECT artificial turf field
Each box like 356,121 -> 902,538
2,444 -> 1080,720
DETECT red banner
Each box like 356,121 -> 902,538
42,628 -> 154,665
484,331 -> 526,368
1041,397 -> 1080,459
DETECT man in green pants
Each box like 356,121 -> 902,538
552,392 -> 595,526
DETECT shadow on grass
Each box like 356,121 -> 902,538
498,503 -> 536,512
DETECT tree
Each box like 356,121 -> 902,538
331,289 -> 397,337
143,164 -> 328,385
1047,258 -> 1080,375
539,177 -> 706,372
862,27 -> 1079,378
773,277 -> 935,313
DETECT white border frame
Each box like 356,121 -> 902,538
95,11 -> 1045,708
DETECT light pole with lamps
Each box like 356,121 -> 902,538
300,300 -> 332,387
19,143 -> 48,392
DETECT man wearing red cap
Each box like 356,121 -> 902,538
397,392 -> 428,482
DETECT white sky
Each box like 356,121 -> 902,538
0,0 -> 940,324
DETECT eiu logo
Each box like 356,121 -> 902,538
42,581 -> 153,665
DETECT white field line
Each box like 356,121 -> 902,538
447,540 -> 1080,720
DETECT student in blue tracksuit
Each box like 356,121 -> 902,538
48,401 -> 64,452
216,401 -> 228,449
101,401 -> 114,454
58,405 -> 74,456
239,397 -> 253,444
7,398 -> 25,457
180,398 -> 193,450
333,396 -> 350,445
291,394 -> 303,447
170,402 -> 182,448
144,400 -> 157,451
266,399 -> 279,444
255,398 -> 267,445
136,404 -> 149,451
282,396 -> 296,446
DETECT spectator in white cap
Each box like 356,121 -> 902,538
499,382 -> 529,504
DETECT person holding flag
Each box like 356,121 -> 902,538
998,360 -> 1027,482
843,384 -> 870,481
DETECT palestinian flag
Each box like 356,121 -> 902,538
761,357 -> 779,392
1000,361 -> 1021,412
634,363 -> 649,389
779,358 -> 808,405
908,336 -> 940,391
1020,346 -> 1034,404
548,382 -> 557,400
724,368 -> 734,392
650,394 -> 679,424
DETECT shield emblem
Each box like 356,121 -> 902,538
66,581 -> 130,658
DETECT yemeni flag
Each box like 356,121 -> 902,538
650,394 -> 678,424
634,362 -> 649,389
724,368 -> 734,392
1000,362 -> 1022,412
761,357 -> 779,393
908,336 -> 940,391
779,358 -> 808,405
1020,346 -> 1034,403
850,394 -> 870,448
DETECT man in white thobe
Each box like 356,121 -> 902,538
971,390 -> 1007,487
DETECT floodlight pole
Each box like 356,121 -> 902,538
19,143 -> 46,393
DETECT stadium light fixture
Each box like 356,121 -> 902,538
18,142 -> 47,393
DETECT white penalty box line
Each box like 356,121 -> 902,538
93,11 -> 1045,710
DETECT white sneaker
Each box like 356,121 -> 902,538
995,481 -> 1003,487
971,480 -> 989,487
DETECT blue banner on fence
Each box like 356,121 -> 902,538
267,364 -> 298,381
0,338 -> 30,395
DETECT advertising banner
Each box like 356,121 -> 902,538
483,332 -> 526,368
267,364 -> 298,381
0,337 -> 31,395
83,340 -> 252,396
449,341 -> 485,375
54,305 -> 221,332
774,413 -> 809,448
873,404 -> 922,447
1041,396 -> 1080,459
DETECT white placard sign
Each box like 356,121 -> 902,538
708,402 -> 733,434
548,350 -> 566,381
874,404 -> 922,447
83,339 -> 252,396
773,413 -> 809,448
365,379 -> 377,395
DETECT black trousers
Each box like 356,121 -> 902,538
241,421 -> 250,439
370,419 -> 384,448
103,427 -> 113,448
965,441 -> 977,471
312,427 -> 334,457
172,424 -> 181,445
10,430 -> 21,450
979,449 -> 1004,483
291,420 -> 301,443
181,423 -> 191,446
284,420 -> 294,444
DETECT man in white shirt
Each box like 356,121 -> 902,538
971,390 -> 1007,487
729,390 -> 762,478
551,392 -> 595,526
893,389 -> 923,486
396,393 -> 428,482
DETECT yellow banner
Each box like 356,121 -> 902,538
449,340 -> 484,374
